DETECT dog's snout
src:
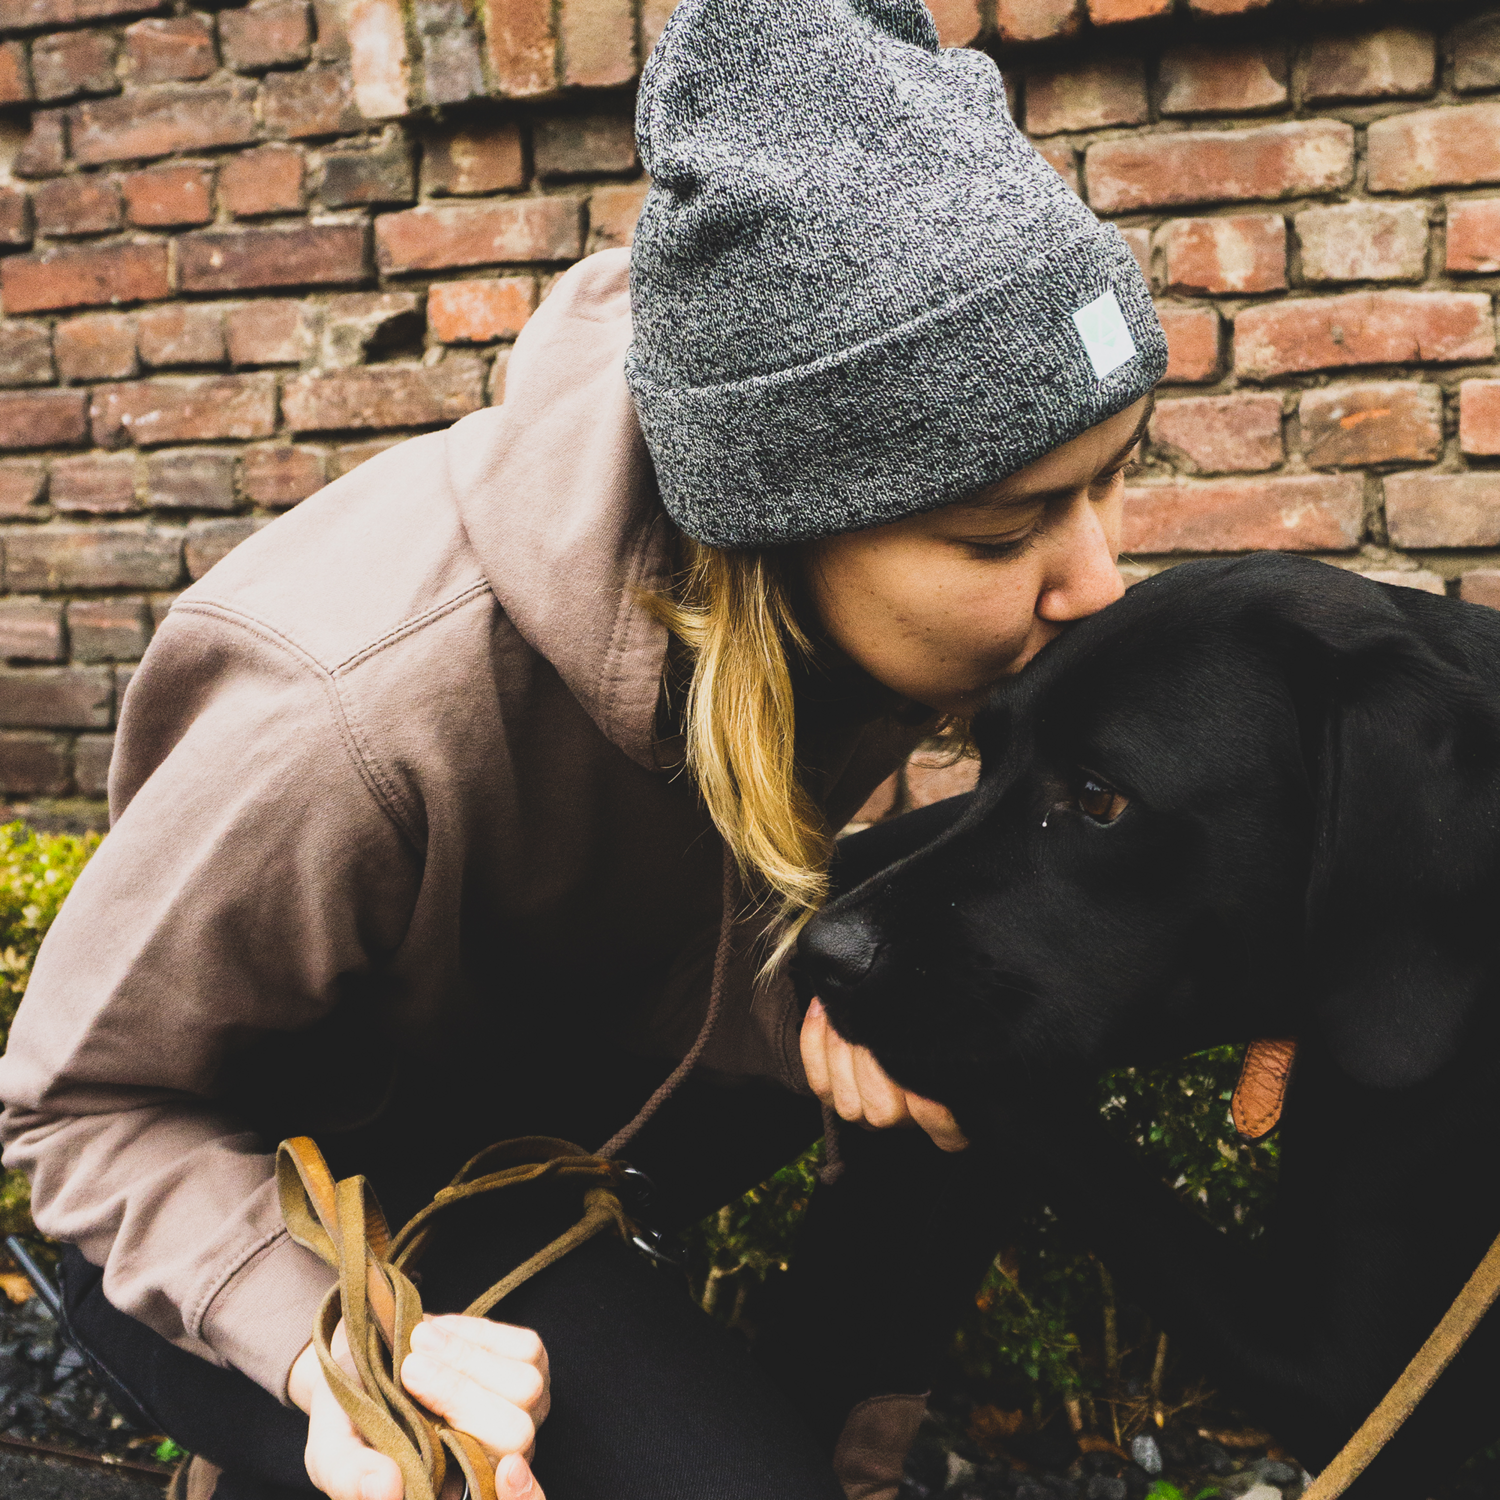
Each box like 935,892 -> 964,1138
799,911 -> 882,992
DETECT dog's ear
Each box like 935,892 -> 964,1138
1288,592 -> 1500,1089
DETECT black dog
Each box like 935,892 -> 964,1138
797,553 -> 1500,1498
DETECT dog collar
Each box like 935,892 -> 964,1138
1231,1037 -> 1298,1139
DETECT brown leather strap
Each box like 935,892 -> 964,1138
1231,1037 -> 1298,1139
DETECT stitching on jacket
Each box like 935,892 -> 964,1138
188,1224 -> 294,1347
330,580 -> 492,677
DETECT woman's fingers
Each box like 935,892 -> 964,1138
906,1091 -> 970,1152
850,1044 -> 909,1128
800,999 -> 832,1100
304,1368 -> 403,1500
408,1319 -> 548,1424
496,1453 -> 545,1499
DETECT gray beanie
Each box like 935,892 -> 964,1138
624,0 -> 1167,549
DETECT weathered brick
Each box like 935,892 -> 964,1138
1300,382 -> 1442,468
317,133 -> 415,207
1031,139 -> 1078,196
1367,105 -> 1500,194
0,322 -> 54,387
318,289 -> 419,366
137,303 -> 225,367
481,0 -> 553,95
344,0 -> 408,117
0,0 -> 163,27
1446,199 -> 1500,275
50,452 -> 137,512
1156,304 -> 1221,383
54,311 -> 136,381
241,443 -> 323,504
91,374 -> 277,447
282,358 -> 484,432
32,29 -> 118,103
997,0 -> 1081,44
1296,202 -> 1427,284
0,389 -> 88,448
114,662 -> 135,700
1453,14 -> 1500,94
925,0 -> 982,42
422,123 -> 525,196
1120,232 -> 1149,287
1086,121 -> 1354,214
146,447 -> 235,509
70,83 -> 258,166
124,16 -> 216,84
1460,569 -> 1500,608
329,436 -> 401,476
1459,379 -> 1500,456
1304,28 -> 1435,103
415,0 -> 485,108
1085,0 -> 1168,25
224,298 -> 315,364
178,220 -> 368,292
1025,57 -> 1146,136
907,749 -> 979,810
14,110 -> 67,179
1158,214 -> 1285,296
260,66 -> 360,138
1356,568 -> 1445,596
534,114 -> 637,178
1123,475 -> 1363,554
33,174 -> 122,237
68,596 -> 148,660
73,731 -> 113,795
1158,43 -> 1285,116
587,181 -> 649,252
184,515 -> 269,577
427,278 -> 535,343
375,200 -> 584,273
1187,0 -> 1270,15
0,185 -> 32,248
1235,292 -> 1494,379
1149,392 -> 1282,474
3,521 -> 182,590
638,0 -> 675,56
0,665 -> 113,728
219,144 -> 304,217
1387,474 -> 1500,549
0,598 -> 64,662
0,732 -> 71,797
219,0 -> 311,71
148,594 -> 176,628
0,462 -> 47,515
0,41 -> 32,106
557,0 -> 631,88
121,161 -> 212,226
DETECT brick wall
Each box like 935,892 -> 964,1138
1,0 -> 1499,810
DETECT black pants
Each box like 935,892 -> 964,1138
60,1075 -> 1015,1500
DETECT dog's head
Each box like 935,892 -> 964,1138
798,553 -> 1500,1126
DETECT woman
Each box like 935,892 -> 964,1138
0,1 -> 1164,1498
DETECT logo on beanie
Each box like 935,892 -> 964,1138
1072,290 -> 1136,380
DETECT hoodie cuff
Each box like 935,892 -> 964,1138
200,1230 -> 336,1405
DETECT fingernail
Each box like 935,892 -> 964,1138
499,1455 -> 534,1497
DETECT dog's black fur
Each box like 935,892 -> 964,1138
797,553 -> 1500,1498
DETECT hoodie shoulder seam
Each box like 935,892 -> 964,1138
329,579 -> 492,679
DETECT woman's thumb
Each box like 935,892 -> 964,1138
496,1452 -> 543,1500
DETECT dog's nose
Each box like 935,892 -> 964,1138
799,910 -> 882,991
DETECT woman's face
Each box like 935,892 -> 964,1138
803,394 -> 1153,717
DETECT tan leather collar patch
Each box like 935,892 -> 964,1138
1232,1037 -> 1298,1139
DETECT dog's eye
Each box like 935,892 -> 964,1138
1075,775 -> 1129,824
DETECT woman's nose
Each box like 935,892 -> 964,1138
1036,493 -> 1126,623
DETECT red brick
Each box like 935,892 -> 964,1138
0,184 -> 32,247
481,0 -> 553,95
54,311 -> 136,381
91,374 -> 277,447
318,290 -> 419,366
1460,569 -> 1500,608
1087,121 -> 1354,214
121,162 -> 212,227
1459,380 -> 1500,456
1156,304 -> 1221,383
414,0 -> 486,109
534,114 -> 636,178
558,0 -> 631,87
0,731 -> 71,796
225,298 -> 314,364
639,0 -> 674,56
1123,475 -> 1362,554
848,772 -> 898,827
2,522 -> 182,590
317,133 -> 415,207
330,436 -> 401,476
997,0 -> 1081,44
1453,14 -> 1500,95
1446,199 -> 1500,275
178,221 -> 368,292
906,749 -> 979,809
219,145 -> 304,217
375,200 -> 583,273
1159,214 -> 1285,295
0,322 -> 54,387
1235,292 -> 1494,379
427,277 -> 535,343
1158,43 -> 1285,116
588,181 -> 649,252
33,174 -> 122,237
73,731 -> 114,794
220,0 -> 311,71
137,303 -> 224,367
32,29 -> 118,102
1300,382 -> 1442,468
50,452 -> 137,512
124,16 -> 217,84
146,447 -> 234,509
1386,474 -> 1500,549
0,390 -> 88,448
1187,0 -> 1269,13
1296,202 -> 1427,284
14,110 -> 67,179
1025,57 -> 1146,136
241,443 -> 323,504
260,66 -> 360,139
1356,568 -> 1445,596
422,123 -> 525,196
0,462 -> 48,515
1367,105 -> 1500,194
5,242 -> 170,313
70,83 -> 258,166
0,0 -> 163,26
923,0 -> 980,42
185,515 -> 269,576
0,599 -> 64,662
1031,139 -> 1078,196
282,359 -> 484,432
1149,392 -> 1282,474
0,665 -> 113,728
1304,28 -> 1435,103
1119,227 -> 1149,283
0,41 -> 32,106
1086,0 -> 1168,25
149,594 -> 176,628
343,0 -> 408,117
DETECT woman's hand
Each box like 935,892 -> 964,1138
290,1313 -> 550,1500
800,998 -> 968,1152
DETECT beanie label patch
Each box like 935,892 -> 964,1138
1072,290 -> 1136,380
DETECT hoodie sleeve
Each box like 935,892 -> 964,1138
0,602 -> 422,1401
